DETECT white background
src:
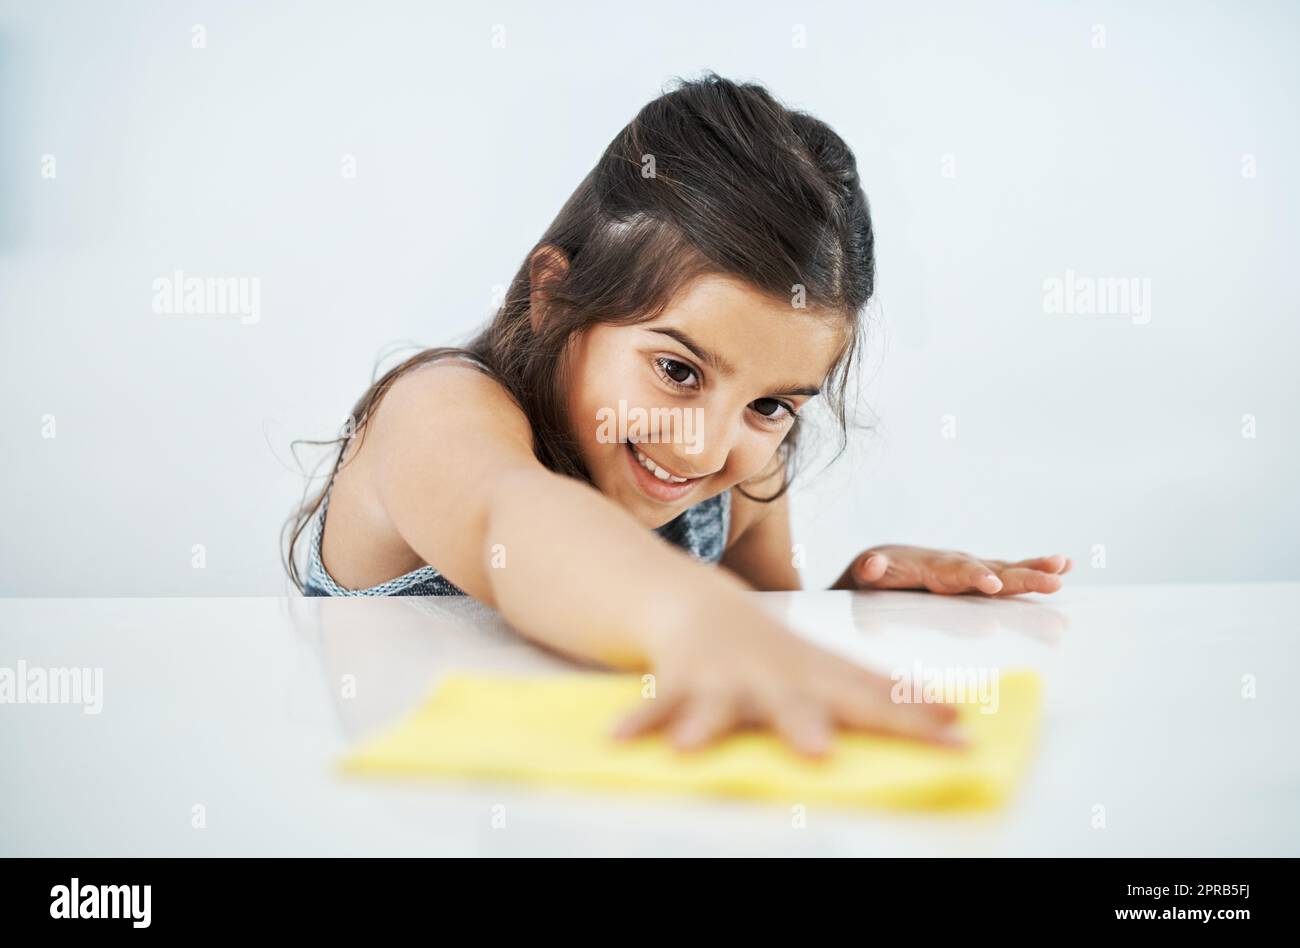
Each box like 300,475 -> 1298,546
2,0 -> 1296,596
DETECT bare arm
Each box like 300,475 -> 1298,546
359,363 -> 961,754
364,363 -> 754,668
721,469 -> 1071,596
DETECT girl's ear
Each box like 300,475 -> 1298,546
528,244 -> 570,334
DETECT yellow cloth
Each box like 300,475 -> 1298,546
341,671 -> 1042,810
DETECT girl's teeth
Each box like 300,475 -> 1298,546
632,445 -> 690,483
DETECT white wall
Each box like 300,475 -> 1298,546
2,0 -> 1296,596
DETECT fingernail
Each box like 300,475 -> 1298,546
674,725 -> 706,748
801,736 -> 831,757
984,574 -> 1002,591
937,723 -> 969,747
932,703 -> 960,723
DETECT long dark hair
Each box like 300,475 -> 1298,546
283,71 -> 876,592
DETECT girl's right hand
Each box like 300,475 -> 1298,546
610,595 -> 967,757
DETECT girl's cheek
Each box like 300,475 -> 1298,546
743,434 -> 790,483
725,439 -> 777,484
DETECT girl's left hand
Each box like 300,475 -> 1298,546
832,545 -> 1072,596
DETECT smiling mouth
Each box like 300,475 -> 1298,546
628,442 -> 693,482
623,441 -> 705,502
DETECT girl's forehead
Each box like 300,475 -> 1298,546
665,273 -> 847,331
670,272 -> 795,311
633,274 -> 850,381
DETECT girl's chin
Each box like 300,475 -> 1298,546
597,476 -> 695,529
606,481 -> 686,527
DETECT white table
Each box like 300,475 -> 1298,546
2,585 -> 1296,856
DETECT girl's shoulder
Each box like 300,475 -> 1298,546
375,355 -> 533,450
318,354 -> 535,591
391,353 -> 498,400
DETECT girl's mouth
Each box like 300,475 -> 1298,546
623,441 -> 703,503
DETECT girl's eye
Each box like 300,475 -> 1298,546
750,397 -> 796,423
652,357 -> 796,425
654,357 -> 699,390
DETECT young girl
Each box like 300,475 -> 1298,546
284,73 -> 1071,758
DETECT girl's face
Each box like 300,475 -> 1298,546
565,274 -> 847,528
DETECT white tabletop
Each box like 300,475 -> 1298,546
2,584 -> 1296,856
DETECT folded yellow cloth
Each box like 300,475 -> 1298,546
341,671 -> 1042,810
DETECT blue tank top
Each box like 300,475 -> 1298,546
303,482 -> 732,597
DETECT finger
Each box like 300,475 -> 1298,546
854,552 -> 889,586
811,653 -> 972,747
834,682 -> 966,746
610,689 -> 685,740
829,658 -> 966,741
826,663 -> 961,728
994,566 -> 1063,595
769,699 -> 834,758
931,557 -> 1002,595
670,693 -> 741,751
839,674 -> 961,726
1010,554 -> 1070,575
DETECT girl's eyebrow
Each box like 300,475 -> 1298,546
649,327 -> 821,398
650,327 -> 736,375
771,383 -> 822,398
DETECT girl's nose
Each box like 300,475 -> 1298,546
667,410 -> 734,479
